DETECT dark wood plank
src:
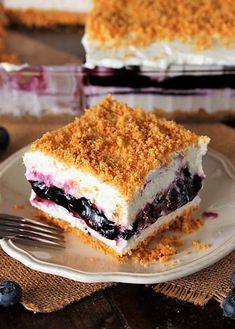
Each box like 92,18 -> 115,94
106,285 -> 157,329
0,290 -> 124,329
106,285 -> 235,329
150,293 -> 235,329
1,285 -> 234,329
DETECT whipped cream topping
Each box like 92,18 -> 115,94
4,0 -> 93,12
83,35 -> 235,69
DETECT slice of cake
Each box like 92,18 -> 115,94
4,0 -> 93,27
23,96 -> 209,256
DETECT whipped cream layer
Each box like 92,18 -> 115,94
31,194 -> 200,255
83,35 -> 235,69
4,0 -> 93,12
23,139 -> 207,227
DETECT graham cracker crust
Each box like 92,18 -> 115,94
36,204 -> 200,263
6,9 -> 88,27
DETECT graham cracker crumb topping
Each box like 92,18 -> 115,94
32,95 -> 204,200
87,0 -> 235,50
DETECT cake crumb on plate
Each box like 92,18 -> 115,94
192,240 -> 210,252
13,203 -> 25,210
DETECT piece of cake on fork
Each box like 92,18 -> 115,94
23,96 -> 209,257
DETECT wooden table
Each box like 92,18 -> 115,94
1,27 -> 235,328
0,284 -> 234,329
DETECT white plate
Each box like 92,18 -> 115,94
0,147 -> 235,284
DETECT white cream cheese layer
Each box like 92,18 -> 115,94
0,88 -> 76,116
30,192 -> 200,255
85,91 -> 235,115
4,0 -> 93,12
23,139 -> 207,226
83,35 -> 235,69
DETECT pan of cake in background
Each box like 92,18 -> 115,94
1,0 -> 235,122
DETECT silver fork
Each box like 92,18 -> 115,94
0,213 -> 65,248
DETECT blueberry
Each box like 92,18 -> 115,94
176,179 -> 189,205
183,167 -> 191,179
190,175 -> 202,198
0,127 -> 10,152
167,188 -> 180,211
223,294 -> 235,319
0,281 -> 22,307
232,269 -> 235,286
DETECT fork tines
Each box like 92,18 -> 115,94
0,213 -> 65,248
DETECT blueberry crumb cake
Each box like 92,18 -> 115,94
23,96 -> 209,256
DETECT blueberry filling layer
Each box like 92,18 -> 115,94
82,67 -> 235,90
29,167 -> 202,241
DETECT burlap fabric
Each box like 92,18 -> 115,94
0,119 -> 234,313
